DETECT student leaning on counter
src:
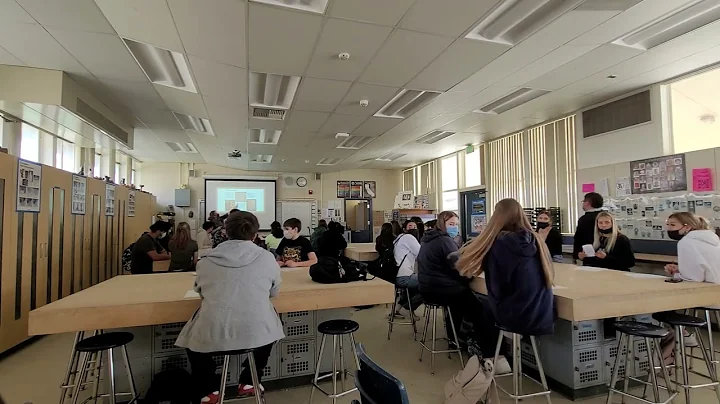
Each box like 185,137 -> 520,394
578,211 -> 635,271
664,212 -> 720,285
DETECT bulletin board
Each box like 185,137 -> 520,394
629,153 -> 687,194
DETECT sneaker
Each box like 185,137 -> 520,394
237,384 -> 264,397
200,391 -> 219,404
398,307 -> 420,321
387,311 -> 405,319
684,333 -> 699,348
493,356 -> 512,375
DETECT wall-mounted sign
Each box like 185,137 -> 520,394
350,181 -> 363,198
128,190 -> 136,217
630,153 -> 687,194
105,184 -> 116,216
71,174 -> 87,215
363,181 -> 376,199
17,160 -> 42,213
337,181 -> 350,198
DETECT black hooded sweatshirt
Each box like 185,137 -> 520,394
417,229 -> 469,296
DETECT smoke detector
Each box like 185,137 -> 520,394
335,132 -> 350,139
338,52 -> 350,60
227,150 -> 243,159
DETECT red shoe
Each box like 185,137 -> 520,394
237,384 -> 264,397
200,391 -> 219,404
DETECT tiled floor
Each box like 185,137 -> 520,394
1,306 -> 719,404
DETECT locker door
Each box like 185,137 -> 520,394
46,187 -> 65,302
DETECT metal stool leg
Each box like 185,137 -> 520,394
645,338 -> 661,403
247,353 -> 266,404
59,331 -> 84,404
331,335 -> 338,404
339,335 -> 346,392
679,326 -> 691,404
107,348 -> 117,404
70,351 -> 91,404
512,334 -> 520,404
217,355 -> 230,404
445,307 -> 464,368
654,338 -> 675,394
607,334 -> 628,404
387,288 -> 398,340
517,335 -> 523,397
431,306 -> 437,375
90,350 -> 103,404
531,336 -> 552,404
696,329 -> 720,404
121,345 -> 138,403
407,288 -> 417,340
349,333 -> 361,371
308,334 -> 326,404
418,306 -> 431,362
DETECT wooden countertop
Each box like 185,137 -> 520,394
28,269 -> 393,335
345,243 -> 378,262
471,263 -> 720,322
561,245 -> 676,263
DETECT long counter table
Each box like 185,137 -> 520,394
29,269 -> 393,335
344,242 -> 378,262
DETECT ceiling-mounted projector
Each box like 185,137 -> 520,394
227,150 -> 243,159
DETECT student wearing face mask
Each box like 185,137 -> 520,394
578,212 -> 635,271
535,210 -> 564,263
573,192 -> 604,261
275,218 -> 317,268
130,221 -> 172,274
393,220 -> 424,316
664,212 -> 720,283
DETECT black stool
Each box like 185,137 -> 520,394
387,286 -> 418,340
418,304 -> 463,374
490,326 -> 551,404
606,321 -> 676,404
218,349 -> 265,404
688,307 -> 720,371
653,311 -> 720,404
308,320 -> 361,404
59,331 -> 100,404
70,332 -> 138,404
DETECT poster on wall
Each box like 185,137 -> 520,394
71,174 -> 87,215
16,160 -> 42,212
128,190 -> 136,217
350,181 -> 363,198
363,181 -> 376,198
616,176 -> 632,197
336,181 -> 350,198
105,184 -> 115,216
630,153 -> 687,194
692,168 -> 713,192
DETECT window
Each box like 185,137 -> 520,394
93,153 -> 101,177
62,142 -> 75,172
402,169 -> 414,192
115,162 -> 121,184
20,124 -> 40,162
131,169 -> 136,186
670,67 -> 720,154
40,132 -> 54,166
441,155 -> 459,211
464,147 -> 481,187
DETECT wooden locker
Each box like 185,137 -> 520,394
0,153 -> 18,354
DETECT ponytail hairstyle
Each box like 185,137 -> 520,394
170,222 -> 191,250
668,212 -> 712,231
225,211 -> 260,241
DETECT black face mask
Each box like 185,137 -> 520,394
667,230 -> 684,241
536,222 -> 550,230
407,229 -> 420,240
598,227 -> 613,235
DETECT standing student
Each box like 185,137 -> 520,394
276,218 -> 317,268
578,212 -> 635,271
168,222 -> 199,272
665,212 -> 720,284
130,221 -> 171,274
265,221 -> 284,254
394,220 -> 423,315
310,220 -> 328,252
573,192 -> 604,261
176,211 -> 283,402
316,221 -> 348,259
536,210 -> 564,262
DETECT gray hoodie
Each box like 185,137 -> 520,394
175,240 -> 285,352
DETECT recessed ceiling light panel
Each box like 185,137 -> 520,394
166,141 -> 198,153
374,89 -> 442,119
249,72 -> 301,110
416,130 -> 456,144
376,152 -> 406,162
317,157 -> 343,166
251,154 -> 273,163
474,87 -> 550,115
249,128 -> 282,144
336,136 -> 372,149
173,112 -> 213,135
249,0 -> 329,14
123,38 -> 197,93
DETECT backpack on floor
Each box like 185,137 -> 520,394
144,368 -> 193,404
121,243 -> 134,272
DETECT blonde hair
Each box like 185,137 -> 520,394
668,212 -> 711,231
170,222 -> 192,250
456,198 -> 554,288
593,212 -> 619,251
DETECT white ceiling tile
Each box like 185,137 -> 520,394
153,84 -> 209,118
319,113 -> 367,134
400,0 -> 500,37
408,39 -> 510,92
248,117 -> 285,131
335,83 -> 400,116
46,28 -> 148,82
248,4 -> 323,76
247,143 -> 278,155
168,0 -> 246,67
148,128 -> 192,143
203,96 -> 248,143
306,18 -> 392,81
99,79 -> 166,113
499,44 -> 599,89
285,111 -> 329,132
294,78 -> 352,112
130,129 -> 182,161
352,117 -> 400,137
94,0 -> 184,52
136,109 -> 183,130
18,0 -> 114,33
0,45 -> 25,66
359,29 -> 453,87
440,113 -> 489,133
189,56 -> 246,102
329,0 -> 415,27
0,0 -> 34,23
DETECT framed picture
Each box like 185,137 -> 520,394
17,160 -> 42,213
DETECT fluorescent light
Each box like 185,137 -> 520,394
374,89 -> 441,119
251,154 -> 273,163
376,152 -> 406,161
416,130 -> 456,144
337,136 -> 372,149
475,87 -> 550,114
317,157 -> 343,166
123,38 -> 197,93
249,129 -> 282,144
173,112 -> 213,135
249,72 -> 301,110
249,0 -> 329,14
166,142 -> 198,153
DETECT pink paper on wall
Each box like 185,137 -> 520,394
692,168 -> 714,192
581,183 -> 595,193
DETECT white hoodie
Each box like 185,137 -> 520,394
677,230 -> 720,286
394,233 -> 420,277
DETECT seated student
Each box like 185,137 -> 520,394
411,216 -> 425,240
265,221 -> 284,254
130,221 -> 171,274
424,219 -> 437,232
211,209 -> 240,248
391,220 -> 403,237
168,222 -> 199,272
578,212 -> 635,271
665,212 -> 720,283
536,210 -> 564,263
394,220 -> 423,315
276,218 -> 317,268
310,220 -> 328,252
197,221 -> 215,250
457,198 -> 555,350
176,211 -> 283,402
375,223 -> 395,253
316,221 -> 348,259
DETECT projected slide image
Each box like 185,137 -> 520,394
218,188 -> 265,213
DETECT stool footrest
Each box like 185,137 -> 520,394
495,383 -> 551,400
608,388 -> 677,404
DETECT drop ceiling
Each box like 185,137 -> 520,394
1,0 -> 720,172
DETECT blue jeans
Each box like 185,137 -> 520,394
395,274 -> 423,310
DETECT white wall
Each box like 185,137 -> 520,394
575,85 -> 672,170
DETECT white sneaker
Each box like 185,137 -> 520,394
493,356 -> 512,375
399,307 -> 420,321
684,333 -> 699,348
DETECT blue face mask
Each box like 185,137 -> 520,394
446,225 -> 459,238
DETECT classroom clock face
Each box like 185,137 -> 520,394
296,177 -> 307,187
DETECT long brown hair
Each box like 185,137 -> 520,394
668,212 -> 711,231
435,211 -> 459,232
456,198 -> 554,287
170,222 -> 191,250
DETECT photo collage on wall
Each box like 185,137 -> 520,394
630,153 -> 687,194
16,160 -> 42,212
105,184 -> 115,216
337,180 -> 377,199
128,190 -> 136,217
71,175 -> 87,215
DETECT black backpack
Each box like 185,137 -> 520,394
144,368 -> 193,404
121,243 -> 134,272
367,235 -> 407,283
310,257 -> 365,284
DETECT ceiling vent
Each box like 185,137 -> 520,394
465,0 -> 584,45
166,141 -> 198,153
123,38 -> 197,93
582,90 -> 651,138
249,128 -> 282,144
173,112 -> 213,135
376,152 -> 406,162
249,0 -> 329,14
251,107 -> 286,120
374,89 -> 442,119
337,136 -> 372,150
474,87 -> 550,114
614,0 -> 720,50
416,130 -> 456,145
250,154 -> 273,163
317,157 -> 343,166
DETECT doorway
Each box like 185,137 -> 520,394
344,198 -> 372,243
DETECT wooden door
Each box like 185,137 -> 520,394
0,153 -> 17,353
